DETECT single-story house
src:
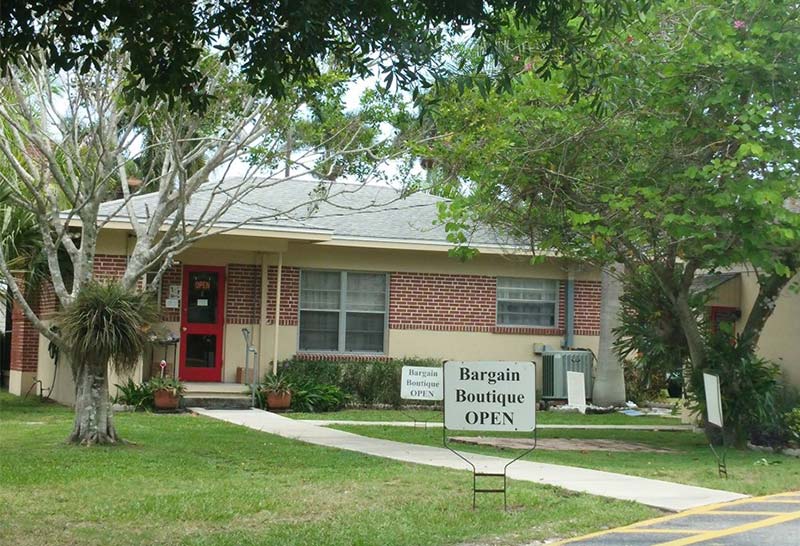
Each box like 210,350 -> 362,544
4,178 -> 800,404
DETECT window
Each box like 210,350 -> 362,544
496,278 -> 559,327
299,271 -> 387,353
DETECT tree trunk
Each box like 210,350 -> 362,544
593,266 -> 627,406
739,271 -> 794,355
67,362 -> 120,445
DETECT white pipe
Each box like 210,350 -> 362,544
271,252 -> 283,375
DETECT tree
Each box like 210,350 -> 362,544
422,0 -> 800,390
0,0 -> 651,109
0,48 -> 417,444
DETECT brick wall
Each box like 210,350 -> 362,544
8,276 -> 42,375
226,264 -> 262,324
37,280 -> 58,319
574,280 -> 601,335
159,264 -> 183,322
266,266 -> 299,326
92,254 -> 127,281
388,272 -> 567,335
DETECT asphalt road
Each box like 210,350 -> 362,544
554,491 -> 800,546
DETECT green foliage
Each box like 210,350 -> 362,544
614,266 -> 706,403
687,336 -> 781,447
0,2 -> 647,109
56,282 -> 160,373
260,373 -> 292,395
622,359 -> 667,406
278,357 -> 441,408
145,376 -> 185,397
114,378 -> 154,410
785,408 -> 800,446
290,381 -> 348,413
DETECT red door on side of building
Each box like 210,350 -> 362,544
179,266 -> 225,382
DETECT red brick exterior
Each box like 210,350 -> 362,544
9,296 -> 40,373
37,280 -> 58,319
266,266 -> 299,326
159,264 -> 183,322
388,272 -> 567,335
574,280 -> 601,336
92,254 -> 128,281
226,264 -> 262,324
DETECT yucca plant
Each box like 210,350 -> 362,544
57,281 -> 159,444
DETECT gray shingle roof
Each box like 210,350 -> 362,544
96,177 -> 502,246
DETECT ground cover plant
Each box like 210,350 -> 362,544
0,392 -> 657,546
333,424 -> 800,497
289,408 -> 682,426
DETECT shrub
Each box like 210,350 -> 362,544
278,357 -> 441,408
114,378 -> 154,410
290,381 -> 348,412
623,358 -> 668,405
687,336 -> 781,447
786,407 -> 800,446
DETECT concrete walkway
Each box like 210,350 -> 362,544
192,408 -> 745,512
298,419 -> 692,431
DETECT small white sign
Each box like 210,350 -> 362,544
401,366 -> 443,401
567,371 -> 587,413
196,298 -> 209,307
169,285 -> 182,298
164,298 -> 179,309
444,361 -> 536,432
703,372 -> 724,428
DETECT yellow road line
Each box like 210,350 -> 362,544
749,498 -> 800,504
552,491 -> 800,546
615,529 -> 708,535
709,510 -> 785,516
655,511 -> 800,546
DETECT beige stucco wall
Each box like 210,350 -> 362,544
28,232 -> 601,398
736,270 -> 800,386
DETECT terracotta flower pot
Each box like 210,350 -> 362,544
153,388 -> 180,410
266,391 -> 292,411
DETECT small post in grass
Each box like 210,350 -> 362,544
400,365 -> 443,427
442,361 -> 537,510
703,372 -> 728,478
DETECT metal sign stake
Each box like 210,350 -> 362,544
442,361 -> 537,511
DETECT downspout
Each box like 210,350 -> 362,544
258,253 -> 269,375
563,268 -> 575,349
271,252 -> 283,375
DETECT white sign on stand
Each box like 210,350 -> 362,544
401,366 -> 443,401
566,371 -> 587,413
703,372 -> 724,428
444,361 -> 536,432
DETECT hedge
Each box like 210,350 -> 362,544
277,357 -> 442,408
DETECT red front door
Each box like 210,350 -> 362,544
180,266 -> 225,381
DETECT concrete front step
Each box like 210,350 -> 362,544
182,396 -> 253,410
182,382 -> 254,409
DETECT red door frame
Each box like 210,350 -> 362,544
710,305 -> 739,336
179,265 -> 226,381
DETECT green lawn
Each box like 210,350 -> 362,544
0,392 -> 657,546
330,424 -> 800,497
289,408 -> 682,426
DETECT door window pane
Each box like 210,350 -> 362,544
299,311 -> 340,351
187,272 -> 218,323
345,312 -> 385,352
185,334 -> 216,368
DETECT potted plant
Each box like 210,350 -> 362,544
261,373 -> 292,411
147,376 -> 185,410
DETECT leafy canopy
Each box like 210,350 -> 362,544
0,0 -> 649,110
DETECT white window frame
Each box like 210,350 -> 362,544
298,270 -> 389,354
496,277 -> 560,328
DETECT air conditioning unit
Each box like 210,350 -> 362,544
542,351 -> 594,399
